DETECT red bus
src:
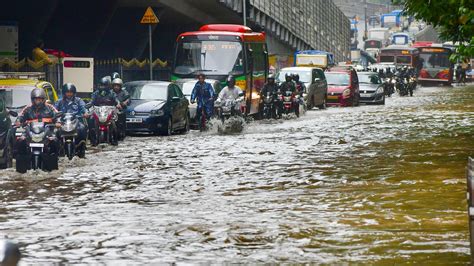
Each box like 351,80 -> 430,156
417,46 -> 453,85
378,45 -> 420,67
172,24 -> 268,115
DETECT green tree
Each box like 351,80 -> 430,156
393,0 -> 473,61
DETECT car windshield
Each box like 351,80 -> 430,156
125,84 -> 168,100
276,70 -> 312,83
325,73 -> 350,85
359,74 -> 381,84
174,40 -> 244,76
1,87 -> 34,108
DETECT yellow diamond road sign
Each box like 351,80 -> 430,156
141,7 -> 159,24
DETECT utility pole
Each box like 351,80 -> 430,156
243,0 -> 247,26
364,0 -> 368,41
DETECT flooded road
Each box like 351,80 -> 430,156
1,85 -> 473,264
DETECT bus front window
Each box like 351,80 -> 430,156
174,41 -> 244,76
420,53 -> 450,69
396,56 -> 412,65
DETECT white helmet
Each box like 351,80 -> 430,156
112,78 -> 123,86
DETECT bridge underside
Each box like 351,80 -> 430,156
1,0 -> 296,62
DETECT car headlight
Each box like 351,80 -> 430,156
376,87 -> 384,94
342,89 -> 351,97
150,109 -> 164,117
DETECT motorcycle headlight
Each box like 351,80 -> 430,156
391,79 -> 396,84
150,109 -> 164,117
31,132 -> 45,143
284,96 -> 291,101
342,89 -> 351,97
99,114 -> 108,123
62,122 -> 75,132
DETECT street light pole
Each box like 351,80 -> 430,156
243,0 -> 247,26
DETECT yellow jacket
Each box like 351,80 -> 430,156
32,47 -> 53,64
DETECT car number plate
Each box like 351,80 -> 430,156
30,143 -> 44,148
127,118 -> 143,123
360,93 -> 372,97
327,95 -> 339,100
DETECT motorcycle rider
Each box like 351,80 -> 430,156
293,73 -> 306,111
55,83 -> 88,157
15,88 -> 61,170
217,76 -> 243,113
111,78 -> 129,140
279,73 -> 299,117
260,74 -> 282,118
89,77 -> 121,145
191,73 -> 215,128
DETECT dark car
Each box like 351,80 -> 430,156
358,72 -> 385,105
0,90 -> 14,169
124,81 -> 190,136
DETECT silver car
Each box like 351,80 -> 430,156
175,79 -> 222,128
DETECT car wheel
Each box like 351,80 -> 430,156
0,142 -> 12,169
181,113 -> 190,134
162,117 -> 173,136
318,96 -> 327,110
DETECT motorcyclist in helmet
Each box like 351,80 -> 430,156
91,76 -> 121,108
89,76 -> 121,145
112,78 -> 129,140
260,74 -> 282,118
191,73 -> 215,129
54,83 -> 88,157
15,88 -> 61,171
279,73 -> 299,117
16,88 -> 60,127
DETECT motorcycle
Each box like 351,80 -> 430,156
14,119 -> 60,173
384,77 -> 395,97
89,105 -> 118,146
395,74 -> 409,97
261,91 -> 277,119
408,76 -> 417,96
281,90 -> 297,117
59,113 -> 85,160
215,95 -> 245,133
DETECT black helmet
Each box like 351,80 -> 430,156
227,75 -> 236,87
31,88 -> 46,107
62,83 -> 77,96
293,73 -> 300,81
285,73 -> 292,81
99,76 -> 111,90
268,74 -> 275,82
111,72 -> 120,80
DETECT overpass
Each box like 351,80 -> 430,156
1,0 -> 350,63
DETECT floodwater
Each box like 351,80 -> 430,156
1,85 -> 473,264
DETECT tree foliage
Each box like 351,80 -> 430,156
393,0 -> 474,60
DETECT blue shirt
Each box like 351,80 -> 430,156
191,81 -> 215,107
55,97 -> 87,116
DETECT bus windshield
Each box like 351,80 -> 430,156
420,52 -> 450,69
174,40 -> 244,76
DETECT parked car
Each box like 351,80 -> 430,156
325,69 -> 360,107
0,90 -> 14,169
357,72 -> 385,105
175,79 -> 222,129
276,67 -> 328,109
124,81 -> 190,136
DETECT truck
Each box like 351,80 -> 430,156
294,50 -> 335,69
0,22 -> 18,62
368,28 -> 390,46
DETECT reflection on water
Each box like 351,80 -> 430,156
0,86 -> 473,264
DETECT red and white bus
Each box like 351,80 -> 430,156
417,46 -> 453,85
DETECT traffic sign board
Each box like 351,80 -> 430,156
140,7 -> 159,24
